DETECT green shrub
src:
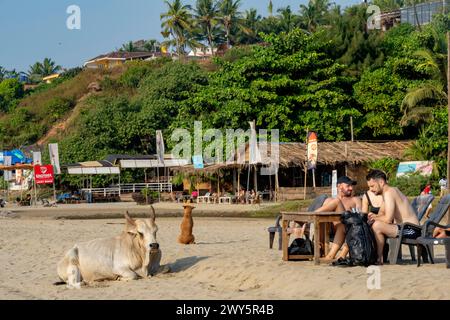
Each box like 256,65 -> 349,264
368,157 -> 400,180
41,97 -> 75,123
141,188 -> 159,199
389,173 -> 438,196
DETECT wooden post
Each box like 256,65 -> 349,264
217,171 -> 220,195
275,170 -> 279,202
33,168 -> 37,206
247,165 -> 251,192
447,31 -> 450,223
312,168 -> 316,189
350,116 -> 354,142
253,165 -> 258,192
233,168 -> 237,194
53,181 -> 57,203
303,163 -> 308,200
237,168 -> 241,192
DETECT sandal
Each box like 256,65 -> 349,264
332,258 -> 355,267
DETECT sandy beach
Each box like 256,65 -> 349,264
0,204 -> 449,300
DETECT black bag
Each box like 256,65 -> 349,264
288,237 -> 314,255
340,211 -> 377,266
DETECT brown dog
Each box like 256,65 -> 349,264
178,204 -> 195,244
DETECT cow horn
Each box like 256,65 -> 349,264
149,205 -> 156,222
125,211 -> 136,226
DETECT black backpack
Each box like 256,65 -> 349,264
288,237 -> 314,256
340,211 -> 377,266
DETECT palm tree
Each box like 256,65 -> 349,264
40,58 -> 62,77
121,41 -> 137,52
400,48 -> 447,126
27,62 -> 43,77
238,9 -> 262,44
268,0 -> 273,16
277,6 -> 298,33
161,0 -> 194,56
0,66 -> 5,81
299,0 -> 330,33
219,0 -> 242,48
194,0 -> 220,55
144,39 -> 161,53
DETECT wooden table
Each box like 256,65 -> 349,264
281,211 -> 343,265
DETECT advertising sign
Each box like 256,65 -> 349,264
396,161 -> 434,177
34,165 -> 54,184
307,131 -> 318,170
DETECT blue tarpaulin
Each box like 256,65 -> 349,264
0,149 -> 33,165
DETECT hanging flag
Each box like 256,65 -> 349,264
48,143 -> 61,174
249,120 -> 262,165
156,130 -> 165,165
3,156 -> 12,181
307,131 -> 318,170
33,152 -> 42,165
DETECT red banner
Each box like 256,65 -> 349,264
34,165 -> 54,185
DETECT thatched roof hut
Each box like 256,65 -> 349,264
172,140 -> 413,173
277,140 -> 413,167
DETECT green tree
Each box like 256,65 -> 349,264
144,39 -> 162,52
27,58 -> 61,79
161,0 -> 194,56
40,58 -> 62,77
237,8 -> 262,44
173,29 -> 359,142
219,0 -> 242,48
194,0 -> 221,55
0,78 -> 24,112
299,0 -> 330,33
121,41 -> 137,52
277,6 -> 299,33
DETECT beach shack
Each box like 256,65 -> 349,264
170,140 -> 413,201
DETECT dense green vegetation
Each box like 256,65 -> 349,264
1,1 -> 449,188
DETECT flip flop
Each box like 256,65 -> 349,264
332,258 -> 355,267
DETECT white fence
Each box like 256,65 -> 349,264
81,182 -> 173,197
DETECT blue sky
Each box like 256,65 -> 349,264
0,0 -> 362,73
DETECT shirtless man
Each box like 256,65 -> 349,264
290,176 -> 361,260
366,170 -> 420,264
317,176 -> 362,260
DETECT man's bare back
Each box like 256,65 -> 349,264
379,186 -> 419,225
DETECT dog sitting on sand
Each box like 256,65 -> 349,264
178,204 -> 195,244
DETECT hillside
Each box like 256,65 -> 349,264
0,66 -> 126,149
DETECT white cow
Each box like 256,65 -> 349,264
56,206 -> 162,288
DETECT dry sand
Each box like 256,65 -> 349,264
0,206 -> 449,300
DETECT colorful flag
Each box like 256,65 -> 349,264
307,131 -> 318,170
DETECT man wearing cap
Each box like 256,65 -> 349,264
316,176 -> 362,261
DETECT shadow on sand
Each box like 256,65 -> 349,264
168,256 -> 209,273
195,239 -> 250,245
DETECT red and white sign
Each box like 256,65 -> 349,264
34,165 -> 54,184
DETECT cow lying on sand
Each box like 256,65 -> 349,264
56,205 -> 167,288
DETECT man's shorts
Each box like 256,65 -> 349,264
397,224 -> 421,239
